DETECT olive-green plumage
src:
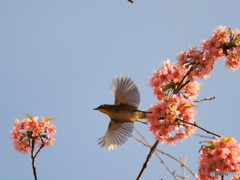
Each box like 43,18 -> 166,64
94,104 -> 148,122
94,75 -> 149,150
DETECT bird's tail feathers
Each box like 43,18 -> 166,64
133,110 -> 152,119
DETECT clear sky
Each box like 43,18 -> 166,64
1,1 -> 240,180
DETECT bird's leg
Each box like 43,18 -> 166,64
131,109 -> 152,114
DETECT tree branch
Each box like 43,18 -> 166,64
132,135 -> 195,178
180,156 -> 187,180
136,139 -> 159,180
173,67 -> 193,94
31,139 -> 38,180
193,96 -> 215,103
177,119 -> 221,137
194,133 -> 217,139
134,128 -> 179,180
34,144 -> 44,159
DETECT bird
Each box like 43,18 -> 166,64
93,75 -> 150,150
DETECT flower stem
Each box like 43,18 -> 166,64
31,139 -> 38,180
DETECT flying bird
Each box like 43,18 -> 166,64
94,75 -> 149,150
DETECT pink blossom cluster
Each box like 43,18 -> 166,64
11,115 -> 56,154
177,26 -> 240,78
148,26 -> 240,145
148,59 -> 199,143
147,95 -> 197,144
150,59 -> 201,100
197,137 -> 240,180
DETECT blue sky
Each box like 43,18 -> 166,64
1,1 -> 240,180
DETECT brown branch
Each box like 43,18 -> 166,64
177,119 -> 221,137
131,135 -> 195,177
180,156 -> 187,180
30,137 -> 45,180
194,96 -> 215,103
136,140 -> 159,180
34,137 -> 45,158
134,127 -> 150,145
173,67 -> 193,94
34,144 -> 44,159
134,128 -> 179,180
31,139 -> 38,180
194,133 -> 217,139
176,80 -> 190,94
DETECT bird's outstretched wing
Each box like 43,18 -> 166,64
98,120 -> 134,150
111,75 -> 140,108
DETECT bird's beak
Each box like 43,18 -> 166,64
93,107 -> 98,110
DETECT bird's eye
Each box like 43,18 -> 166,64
100,105 -> 104,108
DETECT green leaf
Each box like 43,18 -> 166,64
202,141 -> 216,150
199,144 -> 215,152
44,117 -> 57,122
162,81 -> 175,92
222,136 -> 231,142
234,37 -> 240,42
24,114 -> 33,120
226,28 -> 232,34
203,141 -> 214,145
182,104 -> 196,108
170,105 -> 177,111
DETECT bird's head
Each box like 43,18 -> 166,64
93,104 -> 114,116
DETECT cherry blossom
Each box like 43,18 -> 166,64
197,137 -> 240,180
10,114 -> 56,154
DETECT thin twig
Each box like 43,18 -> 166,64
134,127 -> 149,143
156,153 -> 179,180
34,144 -> 44,159
31,138 -> 38,180
134,128 -> 179,180
132,135 -> 195,177
180,157 -> 187,180
177,80 -> 190,93
194,96 -> 215,103
34,136 -> 45,158
177,119 -> 221,137
176,174 -> 191,179
136,139 -> 159,180
194,133 -> 216,139
173,67 -> 193,94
